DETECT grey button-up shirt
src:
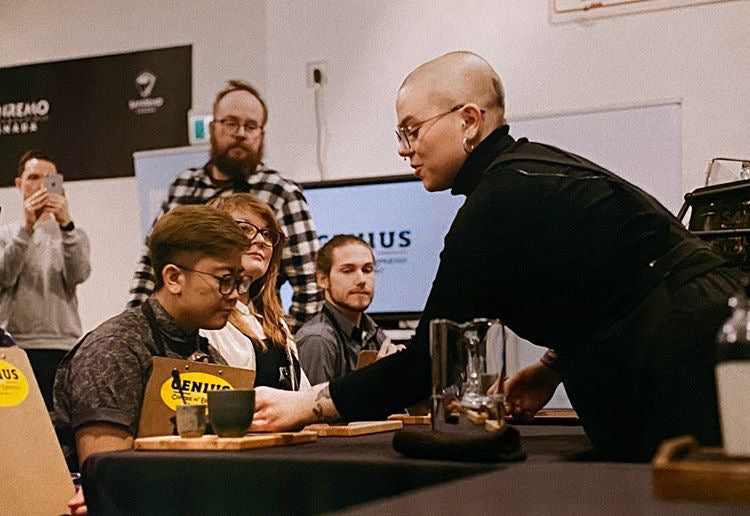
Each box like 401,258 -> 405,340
295,302 -> 386,385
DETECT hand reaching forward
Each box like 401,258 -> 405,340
504,361 -> 562,420
250,383 -> 341,432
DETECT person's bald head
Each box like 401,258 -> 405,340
399,51 -> 505,127
396,52 -> 507,192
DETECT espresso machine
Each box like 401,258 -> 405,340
677,158 -> 750,268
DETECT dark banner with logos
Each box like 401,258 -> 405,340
0,45 -> 191,186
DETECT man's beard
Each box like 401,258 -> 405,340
330,291 -> 373,315
211,143 -> 263,186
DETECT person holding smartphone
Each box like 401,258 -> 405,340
0,150 -> 91,411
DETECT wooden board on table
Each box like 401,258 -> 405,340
534,409 -> 578,419
505,408 -> 579,424
304,421 -> 403,436
388,414 -> 431,425
134,431 -> 317,451
652,435 -> 750,504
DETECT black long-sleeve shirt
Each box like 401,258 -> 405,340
330,125 -> 706,421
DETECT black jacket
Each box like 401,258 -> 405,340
330,125 -> 722,422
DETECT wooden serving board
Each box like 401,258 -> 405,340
534,409 -> 578,419
388,414 -> 431,425
652,435 -> 750,504
134,431 -> 317,451
303,421 -> 403,436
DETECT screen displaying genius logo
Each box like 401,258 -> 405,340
159,372 -> 232,410
319,230 -> 412,249
0,359 -> 30,407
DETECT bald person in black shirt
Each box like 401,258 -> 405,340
250,51 -> 744,462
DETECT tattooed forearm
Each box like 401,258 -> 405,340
311,383 -> 341,423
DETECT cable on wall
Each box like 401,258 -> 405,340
307,62 -> 328,181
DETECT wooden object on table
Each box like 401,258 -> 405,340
534,408 -> 578,419
652,435 -> 750,504
355,350 -> 379,370
138,356 -> 255,438
388,413 -> 431,425
467,409 -> 489,425
134,431 -> 317,451
304,420 -> 403,436
0,346 -> 74,516
484,419 -> 507,433
504,408 -> 579,422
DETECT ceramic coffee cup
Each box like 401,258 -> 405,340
176,404 -> 206,438
207,389 -> 255,437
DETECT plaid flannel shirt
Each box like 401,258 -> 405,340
127,165 -> 322,331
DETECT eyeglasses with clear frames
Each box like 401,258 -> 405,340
395,104 -> 486,151
234,220 -> 282,247
172,264 -> 252,296
395,104 -> 464,151
215,117 -> 264,136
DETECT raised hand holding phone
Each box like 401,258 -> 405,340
22,188 -> 49,231
42,173 -> 71,227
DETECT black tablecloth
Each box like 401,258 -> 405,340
83,425 -> 533,515
341,461 -> 749,516
81,424 -> 743,515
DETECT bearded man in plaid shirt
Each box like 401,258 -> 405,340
128,80 -> 322,330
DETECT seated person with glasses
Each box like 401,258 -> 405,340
202,194 -> 311,391
54,205 -> 250,515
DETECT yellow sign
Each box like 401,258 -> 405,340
160,372 -> 232,410
0,359 -> 29,407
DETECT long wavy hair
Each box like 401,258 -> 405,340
207,193 -> 288,351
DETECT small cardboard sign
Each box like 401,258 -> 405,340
0,346 -> 74,515
138,356 -> 255,438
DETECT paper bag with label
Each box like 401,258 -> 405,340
0,345 -> 74,515
138,356 -> 255,438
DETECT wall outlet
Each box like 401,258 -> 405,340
306,61 -> 327,88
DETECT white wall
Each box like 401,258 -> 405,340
2,0 -> 749,333
264,0 -> 750,191
0,0 -> 267,331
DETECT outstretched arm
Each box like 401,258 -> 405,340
250,382 -> 341,432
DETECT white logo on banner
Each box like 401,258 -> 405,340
129,70 -> 164,115
0,99 -> 49,137
135,71 -> 156,98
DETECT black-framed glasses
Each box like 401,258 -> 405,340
215,117 -> 264,136
172,264 -> 252,295
234,220 -> 282,247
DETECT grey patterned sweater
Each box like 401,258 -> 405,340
0,218 -> 90,351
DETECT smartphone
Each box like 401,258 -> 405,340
42,173 -> 64,195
